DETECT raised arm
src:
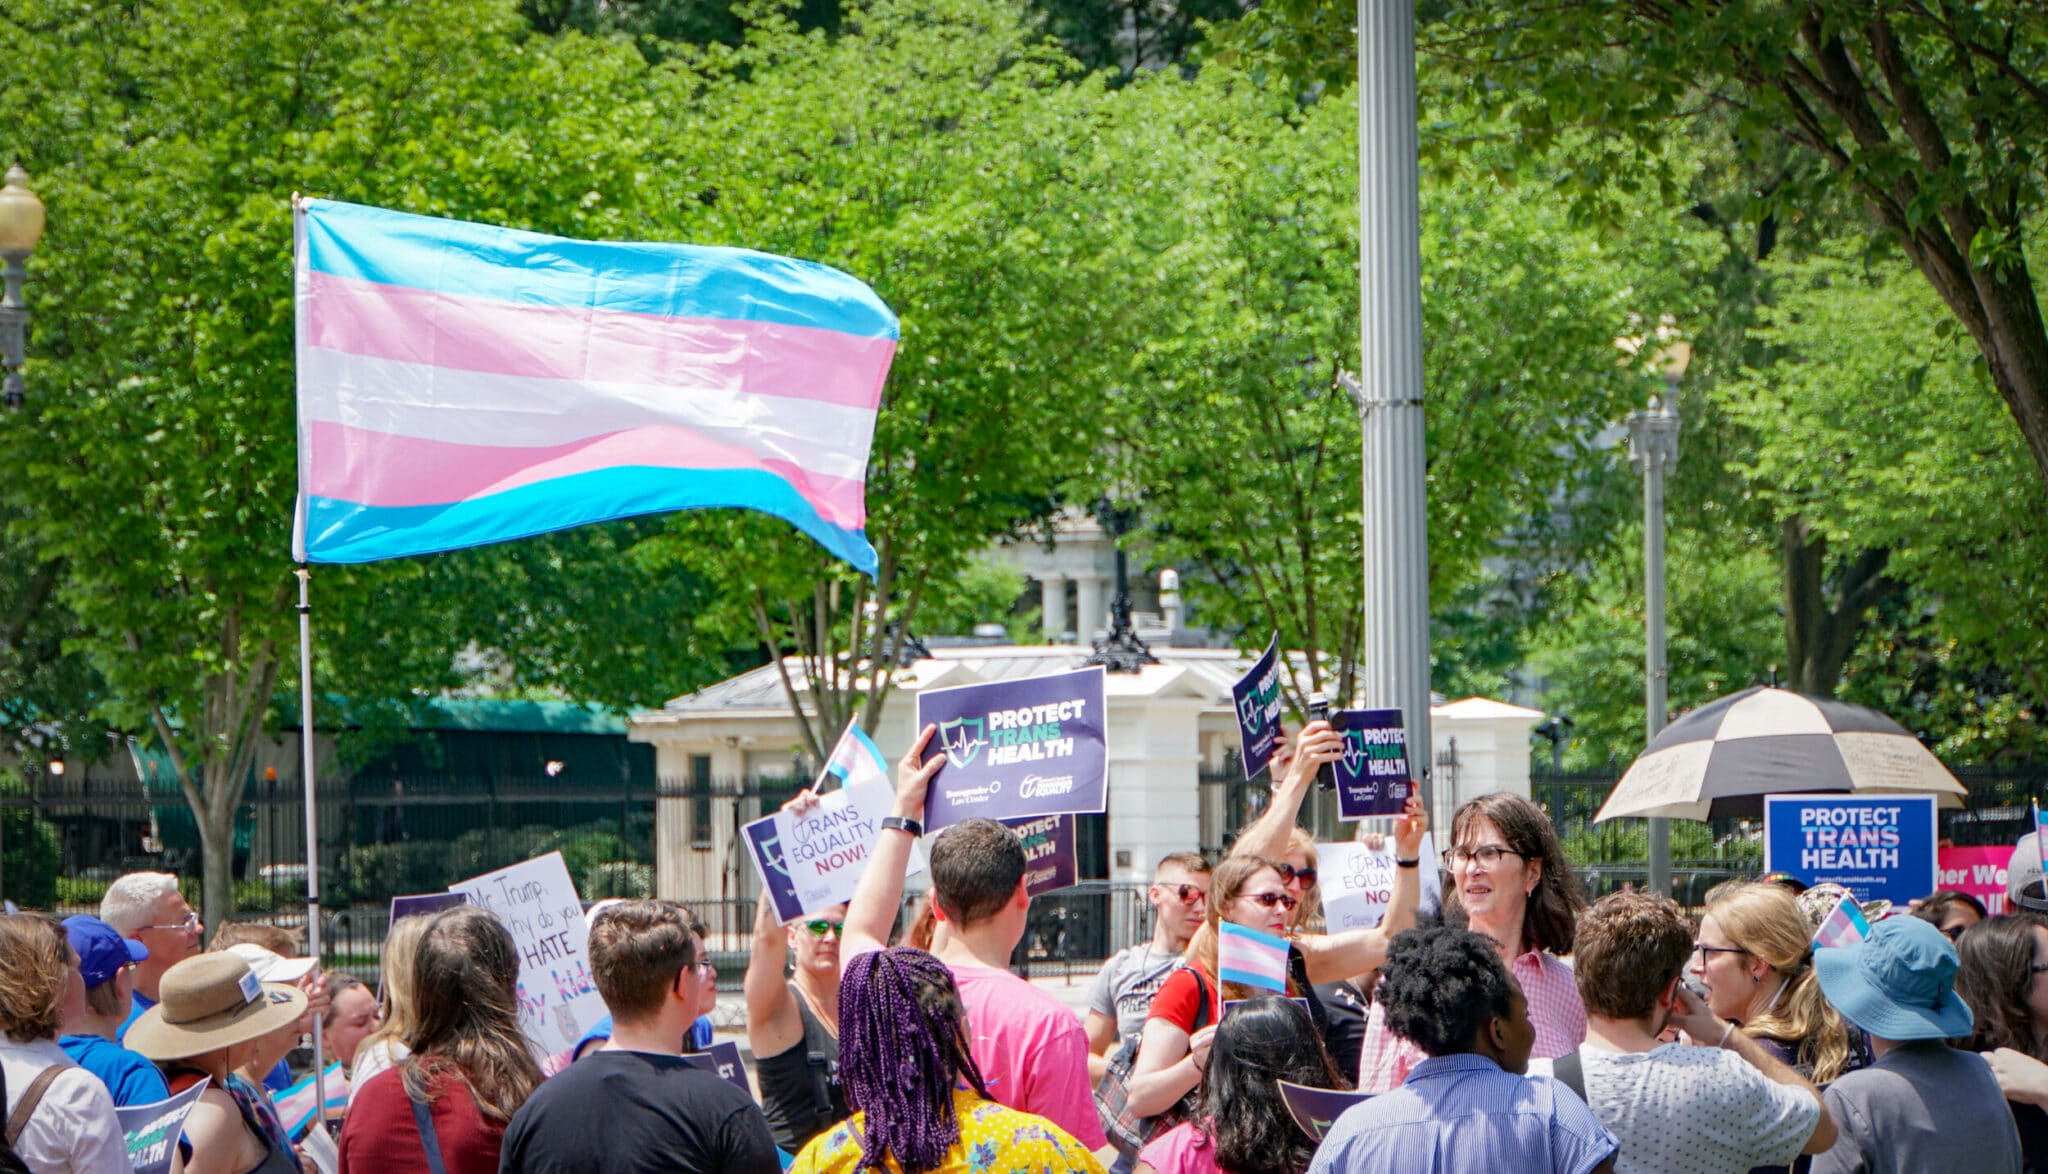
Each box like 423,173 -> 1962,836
743,890 -> 803,1058
842,724 -> 942,961
1228,721 -> 1341,863
1293,794 -> 1427,982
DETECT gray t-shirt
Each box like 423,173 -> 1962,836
1810,1041 -> 2021,1174
1580,1042 -> 1818,1174
1086,944 -> 1183,1044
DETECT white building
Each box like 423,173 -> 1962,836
628,644 -> 1545,904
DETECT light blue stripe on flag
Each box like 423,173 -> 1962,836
301,199 -> 899,339
1219,922 -> 1290,993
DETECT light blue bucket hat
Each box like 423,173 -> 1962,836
1814,915 -> 1973,1042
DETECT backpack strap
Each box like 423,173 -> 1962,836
408,1092 -> 449,1174
1187,964 -> 1215,1033
1551,1050 -> 1586,1103
4,1065 -> 66,1149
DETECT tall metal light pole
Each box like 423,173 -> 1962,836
1627,349 -> 1684,894
0,165 -> 48,409
1350,0 -> 1436,830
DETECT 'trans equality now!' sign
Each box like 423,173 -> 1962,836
916,665 -> 1108,832
1763,793 -> 1937,906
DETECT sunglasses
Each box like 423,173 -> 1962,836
1278,865 -> 1318,888
1163,883 -> 1207,906
1245,891 -> 1300,911
803,921 -> 844,939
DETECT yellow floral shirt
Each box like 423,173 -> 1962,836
792,1089 -> 1105,1174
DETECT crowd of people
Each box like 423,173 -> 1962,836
4,715 -> 2047,1173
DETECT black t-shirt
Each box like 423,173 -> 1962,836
499,1050 -> 779,1174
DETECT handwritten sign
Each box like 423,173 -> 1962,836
743,723 -> 927,923
681,1040 -> 752,1098
916,666 -> 1108,832
1004,814 -> 1078,896
1333,709 -> 1411,820
448,851 -> 605,1056
117,1078 -> 209,1174
1319,833 -> 1439,931
1232,634 -> 1284,779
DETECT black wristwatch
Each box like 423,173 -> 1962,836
881,815 -> 925,838
1394,857 -> 1420,869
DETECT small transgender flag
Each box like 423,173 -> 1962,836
1812,893 -> 1872,950
275,1062 -> 347,1139
2034,800 -> 2048,846
1218,922 -> 1290,992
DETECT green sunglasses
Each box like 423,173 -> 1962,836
804,920 -> 844,938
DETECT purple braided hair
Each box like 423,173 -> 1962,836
838,948 -> 990,1174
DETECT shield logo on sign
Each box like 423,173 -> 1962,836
1341,729 -> 1370,779
938,717 -> 987,768
1237,692 -> 1263,731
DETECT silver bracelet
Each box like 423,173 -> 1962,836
1718,1021 -> 1737,1049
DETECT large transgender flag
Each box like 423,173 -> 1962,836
291,199 -> 895,573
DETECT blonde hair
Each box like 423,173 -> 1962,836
1286,827 -> 1323,932
1193,856 -> 1301,1003
1706,883 -> 1856,1083
361,914 -> 431,1057
0,914 -> 71,1043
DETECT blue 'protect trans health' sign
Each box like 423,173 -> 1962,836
1763,792 -> 1938,906
915,665 -> 1108,833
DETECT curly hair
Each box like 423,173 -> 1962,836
837,948 -> 989,1174
1706,883 -> 1857,1082
1377,926 -> 1518,1056
402,907 -> 543,1124
1202,997 -> 1347,1174
1442,793 -> 1585,955
1956,913 -> 2048,1061
0,914 -> 70,1044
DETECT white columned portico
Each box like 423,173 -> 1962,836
1074,576 -> 1106,643
1040,574 -> 1069,640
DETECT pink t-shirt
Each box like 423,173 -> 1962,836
949,964 -> 1109,1150
1137,1121 -> 1222,1174
1356,948 -> 1586,1092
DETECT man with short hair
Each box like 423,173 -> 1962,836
843,725 -> 1110,1153
1084,852 -> 1208,1081
56,915 -> 171,1108
1308,926 -> 1615,1173
98,871 -> 203,1042
1571,891 -> 1835,1173
1809,914 -> 2021,1173
500,899 -> 777,1173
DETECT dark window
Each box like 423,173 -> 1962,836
690,755 -> 713,849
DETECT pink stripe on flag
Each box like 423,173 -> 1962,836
302,269 -> 896,411
1812,894 -> 1870,950
1218,922 -> 1291,993
304,421 -> 868,528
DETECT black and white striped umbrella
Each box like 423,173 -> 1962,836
1594,686 -> 1965,822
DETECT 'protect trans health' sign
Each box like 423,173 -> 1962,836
1763,793 -> 1937,905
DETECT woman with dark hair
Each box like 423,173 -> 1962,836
338,906 -> 543,1174
1915,890 -> 1989,942
1356,791 -> 1588,1091
1134,998 -> 1344,1174
1954,913 -> 2048,1169
791,947 -> 1101,1173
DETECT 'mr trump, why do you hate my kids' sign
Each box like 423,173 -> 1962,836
1764,793 -> 1937,906
915,666 -> 1108,833
449,850 -> 606,1056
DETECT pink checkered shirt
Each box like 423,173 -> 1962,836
1356,948 -> 1586,1092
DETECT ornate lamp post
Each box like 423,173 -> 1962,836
0,165 -> 48,410
1627,339 -> 1687,895
1084,491 -> 1159,674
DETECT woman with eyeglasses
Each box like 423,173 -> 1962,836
746,891 -> 852,1154
1913,890 -> 1989,942
1356,791 -> 1586,1092
1953,913 -> 2048,1171
1692,884 -> 1869,1086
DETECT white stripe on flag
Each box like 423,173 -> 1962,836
1218,922 -> 1290,993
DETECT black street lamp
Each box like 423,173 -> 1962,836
1084,492 -> 1159,674
0,165 -> 48,410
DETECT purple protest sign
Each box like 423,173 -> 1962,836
390,891 -> 470,923
915,666 -> 1108,832
1277,1080 -> 1371,1141
681,1041 -> 752,1098
1003,814 -> 1079,896
1232,634 -> 1284,780
742,819 -> 807,924
1333,708 -> 1412,821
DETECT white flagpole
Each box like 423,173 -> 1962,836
291,191 -> 330,1132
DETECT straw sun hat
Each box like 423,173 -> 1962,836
125,952 -> 308,1062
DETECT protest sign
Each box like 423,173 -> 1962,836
915,666 -> 1108,832
1938,845 -> 2014,916
448,851 -> 605,1056
681,1041 -> 752,1098
1232,634 -> 1284,779
1004,814 -> 1078,896
1319,833 -> 1439,932
742,723 -> 927,924
389,891 -> 469,923
118,1079 -> 209,1174
1277,1081 -> 1371,1142
1332,709 -> 1411,820
1763,793 -> 1938,905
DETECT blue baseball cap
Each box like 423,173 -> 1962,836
62,915 -> 148,990
1815,914 -> 1973,1042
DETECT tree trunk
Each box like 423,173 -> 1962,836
1780,516 -> 1898,696
195,784 -> 238,940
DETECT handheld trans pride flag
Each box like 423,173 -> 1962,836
1218,922 -> 1291,993
1812,892 -> 1872,950
292,200 -> 896,573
